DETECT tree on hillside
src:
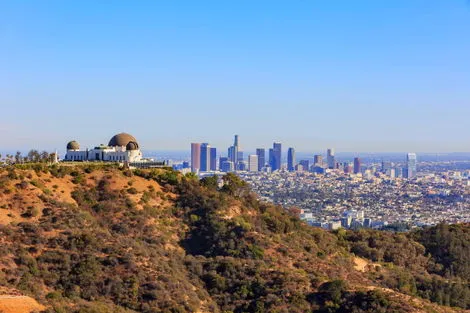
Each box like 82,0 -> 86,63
15,151 -> 22,163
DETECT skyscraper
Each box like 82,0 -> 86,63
221,160 -> 234,172
228,135 -> 240,167
327,148 -> 335,169
228,146 -> 238,166
200,143 -> 211,172
248,155 -> 258,172
268,148 -> 274,170
406,153 -> 417,178
381,160 -> 392,173
191,143 -> 201,173
256,148 -> 265,171
353,157 -> 361,174
270,142 -> 282,171
210,147 -> 217,171
314,155 -> 323,167
219,156 -> 228,171
287,147 -> 295,172
299,160 -> 310,172
237,151 -> 244,163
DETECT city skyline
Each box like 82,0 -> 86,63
2,1 -> 470,152
188,134 -> 422,175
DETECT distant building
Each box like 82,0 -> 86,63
237,151 -> 244,162
406,153 -> 417,178
64,132 -> 143,163
221,160 -> 234,172
353,157 -> 361,174
299,160 -> 310,172
287,147 -> 296,172
341,216 -> 352,228
256,148 -> 265,171
363,218 -> 372,228
328,221 -> 342,230
386,168 -> 396,178
219,157 -> 228,171
314,155 -> 323,167
237,160 -> 248,171
381,160 -> 392,173
248,155 -> 258,172
228,135 -> 240,166
200,143 -> 211,172
191,143 -> 201,173
210,147 -> 217,171
228,146 -> 237,166
270,142 -> 282,171
327,148 -> 335,169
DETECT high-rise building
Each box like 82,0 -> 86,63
237,151 -> 244,163
248,155 -> 258,172
353,157 -> 361,174
299,160 -> 310,172
287,147 -> 295,172
237,161 -> 247,171
228,135 -> 240,167
270,142 -> 282,171
268,148 -> 274,170
228,146 -> 238,166
406,153 -> 417,178
327,148 -> 335,169
314,155 -> 323,167
219,156 -> 228,170
221,160 -> 234,172
191,143 -> 201,173
256,148 -> 265,171
381,160 -> 392,173
210,147 -> 217,171
200,143 -> 211,172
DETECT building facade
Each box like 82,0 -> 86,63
327,148 -> 335,169
64,133 -> 143,163
270,142 -> 282,171
256,148 -> 265,171
191,143 -> 201,173
406,153 -> 417,178
248,154 -> 258,172
353,157 -> 361,174
287,147 -> 296,172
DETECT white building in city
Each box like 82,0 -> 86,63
64,133 -> 143,163
248,154 -> 258,172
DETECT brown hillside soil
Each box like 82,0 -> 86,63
0,166 -> 467,313
0,295 -> 45,313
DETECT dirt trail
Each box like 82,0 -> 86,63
353,257 -> 369,272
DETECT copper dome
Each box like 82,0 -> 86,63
66,140 -> 80,150
126,141 -> 139,150
108,133 -> 138,147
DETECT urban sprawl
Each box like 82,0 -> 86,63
182,135 -> 470,229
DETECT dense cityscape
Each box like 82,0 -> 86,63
182,135 -> 470,230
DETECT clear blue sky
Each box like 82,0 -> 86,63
1,0 -> 469,153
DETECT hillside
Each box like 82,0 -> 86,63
0,164 -> 468,313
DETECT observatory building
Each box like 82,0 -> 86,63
64,133 -> 143,162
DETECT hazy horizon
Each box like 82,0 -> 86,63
2,1 -> 469,152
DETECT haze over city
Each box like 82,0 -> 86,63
2,1 -> 470,152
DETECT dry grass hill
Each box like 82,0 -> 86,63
0,163 -> 468,313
